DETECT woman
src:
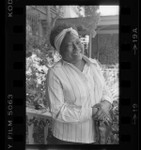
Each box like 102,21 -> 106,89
45,23 -> 112,144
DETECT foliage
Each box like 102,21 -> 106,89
26,30 -> 51,58
26,50 -> 61,109
49,6 -> 65,28
101,64 -> 119,102
26,6 -> 63,109
72,6 -> 100,33
84,6 -> 100,17
95,100 -> 119,144
82,6 -> 100,38
76,24 -> 89,37
76,6 -> 100,17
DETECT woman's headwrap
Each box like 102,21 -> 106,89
54,27 -> 79,52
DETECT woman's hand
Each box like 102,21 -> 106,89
100,100 -> 112,113
92,103 -> 101,116
92,100 -> 112,124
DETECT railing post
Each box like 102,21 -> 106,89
89,34 -> 92,58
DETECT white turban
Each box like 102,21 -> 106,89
54,27 -> 79,52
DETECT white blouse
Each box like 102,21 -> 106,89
46,55 -> 112,143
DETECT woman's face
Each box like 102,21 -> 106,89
60,32 -> 84,63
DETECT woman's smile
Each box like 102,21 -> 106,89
73,49 -> 81,55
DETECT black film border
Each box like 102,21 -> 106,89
5,0 -> 139,150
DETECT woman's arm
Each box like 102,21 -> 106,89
90,59 -> 112,120
95,79 -> 112,121
45,69 -> 92,123
93,87 -> 112,122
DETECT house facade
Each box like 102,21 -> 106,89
92,15 -> 119,64
26,6 -> 80,41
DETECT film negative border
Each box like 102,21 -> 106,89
119,1 -> 139,150
5,0 -> 139,150
5,0 -> 26,150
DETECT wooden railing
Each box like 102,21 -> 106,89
26,108 -> 51,144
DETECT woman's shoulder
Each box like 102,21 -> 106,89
89,58 -> 100,65
83,55 -> 100,66
48,60 -> 62,75
88,58 -> 102,70
50,60 -> 62,70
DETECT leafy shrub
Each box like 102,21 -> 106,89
26,49 -> 61,109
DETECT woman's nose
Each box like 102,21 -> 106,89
73,43 -> 79,50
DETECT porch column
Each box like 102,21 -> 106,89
89,30 -> 97,58
88,33 -> 92,58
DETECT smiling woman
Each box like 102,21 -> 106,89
50,23 -> 85,71
44,23 -> 113,144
